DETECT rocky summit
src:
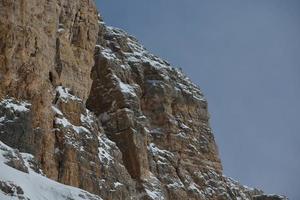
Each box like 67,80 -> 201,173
0,1 -> 287,200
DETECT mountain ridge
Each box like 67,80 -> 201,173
0,1 -> 287,199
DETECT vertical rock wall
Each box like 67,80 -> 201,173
0,0 -> 101,192
0,1 -> 287,200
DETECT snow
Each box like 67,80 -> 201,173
99,25 -> 207,107
148,143 -> 175,168
98,136 -> 114,164
80,109 -> 96,128
57,28 -> 65,33
98,147 -> 113,164
167,179 -> 184,189
52,106 -> 63,116
110,74 -> 138,97
148,143 -> 174,158
0,141 -> 103,200
0,98 -> 31,112
55,117 -> 91,134
56,86 -> 81,102
57,23 -> 65,33
145,189 -> 163,200
80,110 -> 95,127
179,122 -> 191,131
188,182 -> 202,195
0,116 -> 5,123
143,173 -> 165,200
21,153 -> 44,175
119,81 -> 137,97
204,186 -> 215,196
176,132 -> 187,139
100,47 -> 118,60
52,106 -> 94,150
104,25 -> 172,71
113,182 -> 123,188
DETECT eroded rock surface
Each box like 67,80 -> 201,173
0,1 -> 287,200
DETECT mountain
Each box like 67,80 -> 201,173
0,0 -> 287,199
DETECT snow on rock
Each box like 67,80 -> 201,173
113,182 -> 123,188
0,141 -> 103,200
145,188 -> 163,200
143,173 -> 166,200
80,110 -> 96,128
98,135 -> 115,165
54,115 -> 92,150
111,74 -> 138,97
57,23 -> 65,33
52,105 -> 63,116
55,117 -> 91,135
119,81 -> 137,97
0,98 -> 31,113
148,143 -> 174,162
167,179 -> 185,189
97,24 -> 207,109
56,86 -> 81,102
100,47 -> 118,61
52,105 -> 94,151
0,117 -> 5,123
188,182 -> 203,196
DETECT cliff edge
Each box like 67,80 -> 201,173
0,1 -> 287,200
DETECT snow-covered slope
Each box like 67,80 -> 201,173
0,141 -> 103,200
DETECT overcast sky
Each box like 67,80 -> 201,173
96,1 -> 300,199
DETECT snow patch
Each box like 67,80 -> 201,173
0,116 -> 5,123
188,182 -> 202,195
0,141 -> 103,200
100,47 -> 118,60
56,86 -> 81,102
57,23 -> 65,33
119,81 -> 137,97
167,180 -> 184,189
51,106 -> 63,116
80,110 -> 95,127
143,173 -> 165,200
145,189 -> 163,200
113,182 -> 123,188
98,136 -> 114,165
55,117 -> 90,134
148,143 -> 174,158
0,98 -> 31,112
57,28 -> 65,33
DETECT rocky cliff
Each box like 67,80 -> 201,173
0,1 -> 287,200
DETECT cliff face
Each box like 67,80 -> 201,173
0,1 -> 287,200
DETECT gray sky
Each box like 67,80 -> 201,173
96,1 -> 300,199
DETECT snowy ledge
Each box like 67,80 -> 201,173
0,98 -> 31,112
0,141 -> 103,200
56,86 -> 81,102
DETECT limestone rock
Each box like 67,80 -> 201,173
0,0 -> 100,192
0,1 -> 287,200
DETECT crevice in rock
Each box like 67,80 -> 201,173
30,37 -> 38,57
53,89 -> 59,105
49,71 -> 54,84
70,10 -> 81,45
55,38 -> 62,77
175,157 -> 187,189
105,129 -> 142,180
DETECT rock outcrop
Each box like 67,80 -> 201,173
0,1 -> 287,200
